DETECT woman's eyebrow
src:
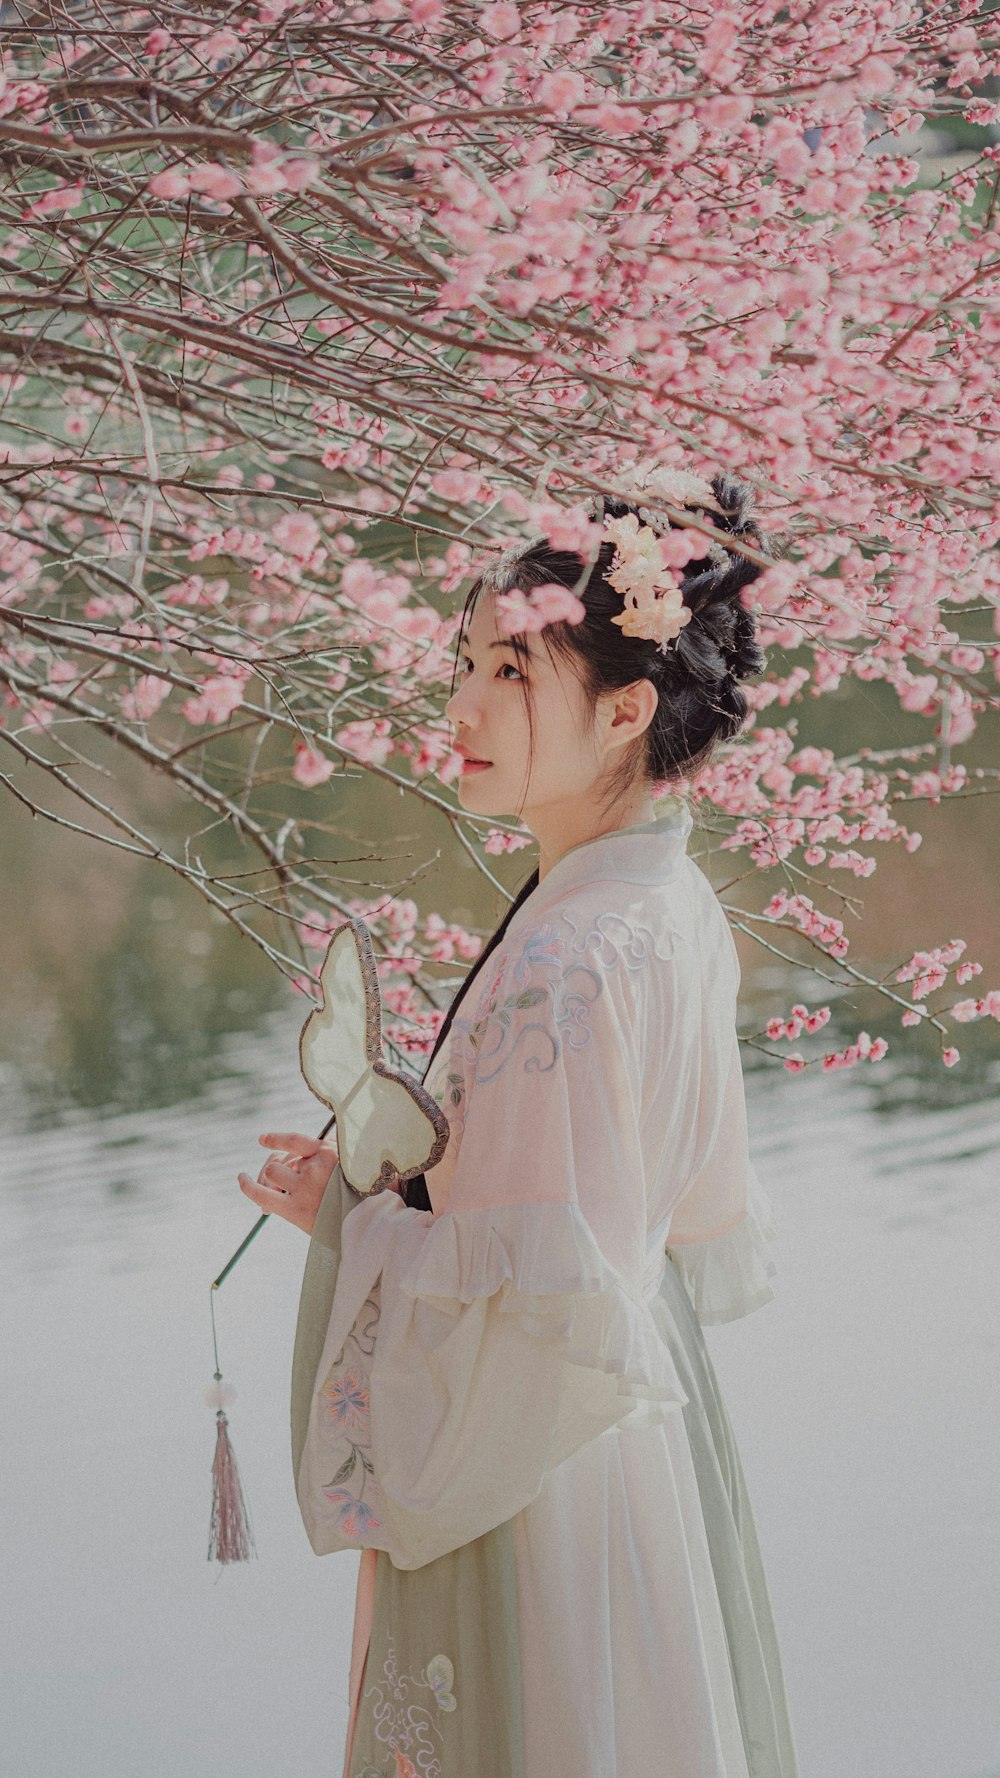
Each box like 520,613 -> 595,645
460,638 -> 528,655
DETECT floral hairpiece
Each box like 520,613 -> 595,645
602,512 -> 692,650
597,462 -> 731,650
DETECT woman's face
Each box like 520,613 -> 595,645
444,588 -> 609,826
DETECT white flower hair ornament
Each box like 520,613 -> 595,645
609,460 -> 724,515
602,511 -> 694,652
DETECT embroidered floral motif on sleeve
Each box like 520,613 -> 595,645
318,1294 -> 384,1537
456,910 -> 671,1085
350,1637 -> 457,1778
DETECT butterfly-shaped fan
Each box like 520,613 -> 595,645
299,917 -> 450,1195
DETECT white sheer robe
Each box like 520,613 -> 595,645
295,797 -> 781,1776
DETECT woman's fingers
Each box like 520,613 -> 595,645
238,1136 -> 339,1242
238,1162 -> 325,1237
258,1130 -> 327,1157
236,1166 -> 316,1237
238,1170 -> 287,1208
237,1157 -> 299,1205
258,1157 -> 301,1192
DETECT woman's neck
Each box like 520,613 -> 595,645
533,785 -> 657,882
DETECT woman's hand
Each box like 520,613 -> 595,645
238,1131 -> 340,1237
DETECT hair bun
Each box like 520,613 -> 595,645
595,476 -> 768,686
673,472 -> 768,686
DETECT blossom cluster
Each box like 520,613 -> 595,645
0,3 -> 997,1070
761,890 -> 851,963
782,1031 -> 889,1074
896,940 -> 981,1001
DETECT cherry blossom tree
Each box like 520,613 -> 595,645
1,0 -> 999,1073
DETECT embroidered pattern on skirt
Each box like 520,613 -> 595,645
350,1637 -> 457,1778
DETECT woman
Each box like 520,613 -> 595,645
238,470 -> 801,1778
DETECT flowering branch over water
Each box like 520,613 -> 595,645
1,2 -> 999,1068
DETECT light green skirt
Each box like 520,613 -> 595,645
292,1171 -> 800,1778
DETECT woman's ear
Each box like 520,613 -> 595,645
602,676 -> 658,755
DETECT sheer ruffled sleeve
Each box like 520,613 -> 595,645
665,1161 -> 778,1326
291,919 -> 689,1571
664,1015 -> 778,1327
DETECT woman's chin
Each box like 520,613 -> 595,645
456,770 -> 505,814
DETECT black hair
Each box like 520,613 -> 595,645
451,468 -> 770,814
402,468 -> 771,1211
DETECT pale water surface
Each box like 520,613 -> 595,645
1,1009 -> 997,1778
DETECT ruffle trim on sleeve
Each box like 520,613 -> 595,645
665,1169 -> 778,1326
398,1200 -> 688,1409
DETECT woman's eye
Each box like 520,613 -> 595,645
459,657 -> 522,682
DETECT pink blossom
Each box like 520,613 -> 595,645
766,1002 -> 831,1043
531,502 -> 603,556
484,828 -> 532,855
148,166 -> 191,200
480,1 -> 520,36
23,182 -> 85,219
272,511 -> 321,559
181,674 -> 247,725
897,674 -> 939,715
792,747 -> 833,776
535,72 -> 586,116
335,718 -> 393,765
942,1048 -> 961,1068
911,771 -> 942,801
431,467 -> 483,503
200,27 -> 240,60
188,163 -> 243,201
293,743 -> 334,787
244,161 -> 291,196
495,583 -> 586,634
298,911 -> 334,950
282,157 -> 321,193
340,560 -> 379,601
955,961 -> 982,985
121,675 -> 170,721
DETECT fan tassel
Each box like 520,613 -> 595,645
208,1409 -> 256,1564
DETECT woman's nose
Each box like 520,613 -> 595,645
444,676 -> 476,727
